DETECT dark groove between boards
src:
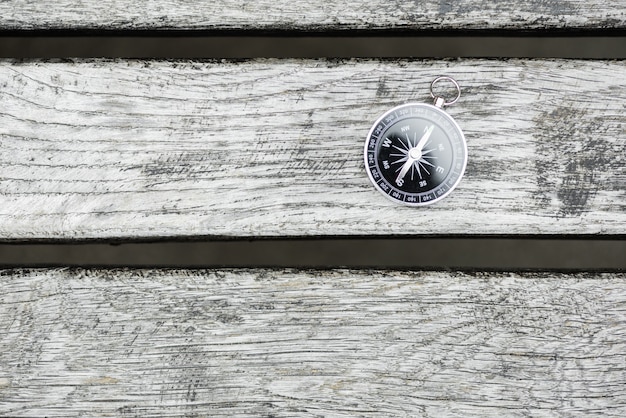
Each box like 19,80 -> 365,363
0,239 -> 624,270
0,36 -> 624,58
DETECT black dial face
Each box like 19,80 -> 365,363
364,103 -> 467,206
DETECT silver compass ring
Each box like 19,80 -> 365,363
429,76 -> 461,107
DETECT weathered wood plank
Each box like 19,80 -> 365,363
0,0 -> 624,31
0,268 -> 624,416
0,59 -> 624,239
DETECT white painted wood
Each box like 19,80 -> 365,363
0,59 -> 624,239
0,268 -> 625,416
0,0 -> 624,31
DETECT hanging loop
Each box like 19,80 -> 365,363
430,76 -> 461,107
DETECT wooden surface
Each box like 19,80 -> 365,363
0,0 -> 624,31
0,268 -> 624,416
0,59 -> 624,240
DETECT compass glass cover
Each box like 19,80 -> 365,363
365,103 -> 467,206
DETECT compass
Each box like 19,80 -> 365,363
364,77 -> 467,206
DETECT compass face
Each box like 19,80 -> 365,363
364,103 -> 467,206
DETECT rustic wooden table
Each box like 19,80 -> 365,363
0,0 -> 625,416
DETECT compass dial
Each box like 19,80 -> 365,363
364,103 -> 467,206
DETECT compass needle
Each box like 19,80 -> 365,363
396,157 -> 415,183
415,125 -> 434,152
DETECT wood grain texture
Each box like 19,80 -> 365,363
0,59 -> 624,240
0,268 -> 625,416
0,0 -> 624,31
